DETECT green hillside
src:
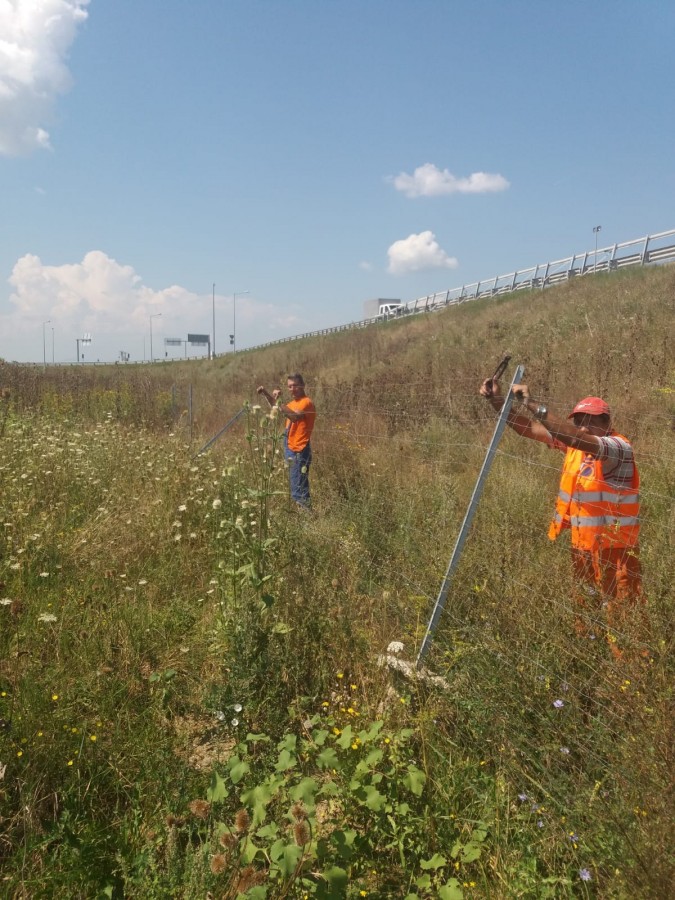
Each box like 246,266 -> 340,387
1,265 -> 673,898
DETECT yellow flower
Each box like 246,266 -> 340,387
90,735 -> 97,742
360,892 -> 367,897
51,694 -> 59,701
347,707 -> 355,715
321,701 -> 329,707
336,672 -> 344,679
17,750 -> 23,757
37,731 -> 43,737
67,760 -> 74,766
350,684 -> 357,690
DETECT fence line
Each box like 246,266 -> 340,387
241,227 -> 675,354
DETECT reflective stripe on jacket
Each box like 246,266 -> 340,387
547,433 -> 640,550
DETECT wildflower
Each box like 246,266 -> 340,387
39,572 -> 49,578
321,701 -> 329,708
291,802 -> 307,821
212,499 -> 222,510
233,703 -> 243,713
553,699 -> 564,709
350,683 -> 357,690
360,892 -> 368,897
89,735 -> 97,742
51,694 -> 59,701
219,831 -> 238,850
138,579 -> 148,585
518,793 -> 528,802
37,613 -> 57,623
67,759 -> 74,766
178,504 -> 187,512
0,599 -> 12,606
537,820 -> 544,828
16,750 -> 23,758
215,711 -> 226,722
336,672 -> 344,679
231,718 -> 239,727
387,640 -> 404,654
578,868 -> 592,882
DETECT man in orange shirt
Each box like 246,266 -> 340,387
257,373 -> 316,508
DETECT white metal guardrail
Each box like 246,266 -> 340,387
244,228 -> 675,353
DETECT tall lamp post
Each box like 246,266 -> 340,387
212,283 -> 216,359
51,327 -> 55,364
42,319 -> 51,370
150,313 -> 162,363
232,290 -> 249,353
593,225 -> 602,273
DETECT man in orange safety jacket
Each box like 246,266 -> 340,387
480,377 -> 642,655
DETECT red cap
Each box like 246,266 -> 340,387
568,396 -> 610,418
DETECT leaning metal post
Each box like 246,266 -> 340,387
192,407 -> 246,458
416,364 -> 525,667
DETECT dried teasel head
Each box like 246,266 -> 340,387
234,807 -> 251,832
165,814 -> 185,828
236,866 -> 267,892
219,831 -> 238,850
293,820 -> 311,847
290,802 -> 307,821
209,853 -> 227,875
187,799 -> 211,820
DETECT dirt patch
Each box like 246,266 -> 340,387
172,714 -> 236,772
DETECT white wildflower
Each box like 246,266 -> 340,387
387,640 -> 405,655
37,613 -> 58,623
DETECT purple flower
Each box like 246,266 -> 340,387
531,803 -> 540,812
537,819 -> 544,828
518,793 -> 528,802
579,868 -> 592,882
568,832 -> 579,843
560,746 -> 570,754
553,699 -> 564,709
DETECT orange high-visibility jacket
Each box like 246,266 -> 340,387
548,434 -> 640,551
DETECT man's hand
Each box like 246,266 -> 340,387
511,383 -> 531,403
272,389 -> 281,401
480,377 -> 502,400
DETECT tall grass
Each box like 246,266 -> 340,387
1,266 -> 673,897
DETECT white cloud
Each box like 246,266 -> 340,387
391,163 -> 509,198
0,249 -> 304,361
0,0 -> 90,156
358,260 -> 373,272
387,231 -> 458,276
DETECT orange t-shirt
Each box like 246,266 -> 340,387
286,396 -> 316,451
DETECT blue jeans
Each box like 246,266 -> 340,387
284,435 -> 312,507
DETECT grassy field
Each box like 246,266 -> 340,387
1,266 -> 673,898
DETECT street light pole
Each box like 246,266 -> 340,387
42,319 -> 50,370
232,290 -> 249,353
593,225 -> 602,273
212,283 -> 216,359
150,313 -> 162,363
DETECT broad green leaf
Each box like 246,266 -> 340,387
289,777 -> 319,806
277,843 -> 303,877
255,822 -> 279,840
363,785 -> 386,811
275,748 -> 297,772
246,733 -> 271,743
438,879 -> 464,900
331,829 -> 357,860
207,770 -> 228,803
316,747 -> 340,770
240,839 -> 264,865
322,866 -> 348,889
335,725 -> 353,749
359,720 -> 384,743
312,728 -> 330,746
420,853 -> 446,870
228,758 -> 251,785
277,733 -> 297,752
403,765 -> 426,797
416,874 -> 432,889
240,887 -> 267,900
460,842 -> 482,863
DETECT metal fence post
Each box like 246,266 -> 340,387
416,364 -> 525,667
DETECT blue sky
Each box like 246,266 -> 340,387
1,0 -> 673,363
